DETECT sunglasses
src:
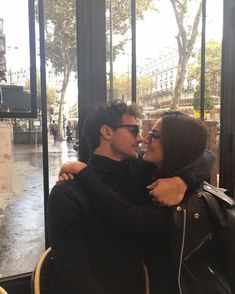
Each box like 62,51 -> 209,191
113,124 -> 140,137
148,130 -> 161,142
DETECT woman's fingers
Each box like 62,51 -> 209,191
58,172 -> 74,181
147,180 -> 159,190
148,178 -> 185,206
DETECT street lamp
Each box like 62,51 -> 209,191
6,45 -> 19,84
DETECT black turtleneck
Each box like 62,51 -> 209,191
87,155 -> 154,204
47,154 -> 152,294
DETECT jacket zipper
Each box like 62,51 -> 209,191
178,208 -> 186,294
184,232 -> 212,261
208,266 -> 230,294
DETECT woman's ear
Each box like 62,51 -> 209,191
100,124 -> 113,140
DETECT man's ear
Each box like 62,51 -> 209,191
100,125 -> 113,140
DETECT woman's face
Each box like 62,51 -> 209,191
142,118 -> 163,165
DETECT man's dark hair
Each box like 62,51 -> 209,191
159,111 -> 208,178
83,100 -> 140,154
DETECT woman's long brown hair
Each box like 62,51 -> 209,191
158,111 -> 208,178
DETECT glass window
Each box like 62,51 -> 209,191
135,0 -> 222,187
0,0 -> 42,278
0,0 -> 37,118
106,0 -> 132,103
204,0 -> 223,187
0,0 -> 226,285
0,118 -> 44,278
43,0 -> 79,188
0,0 -> 79,279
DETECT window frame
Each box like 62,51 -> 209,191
0,0 -> 37,118
1,0 -> 235,292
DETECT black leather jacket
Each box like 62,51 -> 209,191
171,182 -> 235,294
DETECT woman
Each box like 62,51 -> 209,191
58,112 -> 234,294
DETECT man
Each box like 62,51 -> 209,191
48,101 -> 214,294
66,121 -> 72,143
50,120 -> 58,143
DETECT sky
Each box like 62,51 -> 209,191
0,0 -> 223,73
0,0 -> 223,109
114,0 -> 223,73
0,0 -> 30,71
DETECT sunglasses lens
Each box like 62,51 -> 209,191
113,124 -> 140,136
130,126 -> 139,136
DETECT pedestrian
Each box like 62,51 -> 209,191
50,120 -> 58,143
73,140 -> 79,152
50,101 -> 214,294
66,121 -> 72,143
61,111 -> 233,294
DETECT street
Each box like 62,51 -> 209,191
0,140 -> 78,278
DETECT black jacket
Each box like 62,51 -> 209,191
171,182 -> 235,294
47,155 -> 154,294
48,151 -> 214,294
76,170 -> 233,294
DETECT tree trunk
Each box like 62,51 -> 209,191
56,50 -> 77,141
57,66 -> 70,141
170,0 -> 202,110
170,53 -> 190,109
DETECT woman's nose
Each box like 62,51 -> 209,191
140,129 -> 149,144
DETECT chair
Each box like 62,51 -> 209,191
0,287 -> 8,294
31,247 -> 56,294
142,263 -> 150,294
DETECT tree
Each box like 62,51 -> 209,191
113,74 -> 131,101
43,0 -> 155,139
106,0 -> 156,60
192,84 -> 213,111
188,39 -> 221,97
24,76 -> 57,117
169,0 -> 202,109
112,73 -> 155,102
44,0 -> 76,140
47,87 -> 57,117
137,76 -> 155,105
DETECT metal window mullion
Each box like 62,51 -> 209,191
200,0 -> 206,120
131,0 -> 137,103
109,0 -> 114,101
77,0 -> 106,162
38,0 -> 49,247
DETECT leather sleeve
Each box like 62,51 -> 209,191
177,149 -> 216,191
202,189 -> 235,293
75,167 -> 170,237
47,183 -> 114,294
221,206 -> 235,293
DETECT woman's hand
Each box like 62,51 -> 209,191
147,177 -> 187,206
58,161 -> 87,181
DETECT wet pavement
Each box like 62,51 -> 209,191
0,140 -> 78,278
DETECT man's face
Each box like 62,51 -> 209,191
109,113 -> 142,161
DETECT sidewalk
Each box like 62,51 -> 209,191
0,139 -> 78,278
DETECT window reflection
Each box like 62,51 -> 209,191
105,0 -> 222,188
0,0 -> 37,117
0,0 -> 79,278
